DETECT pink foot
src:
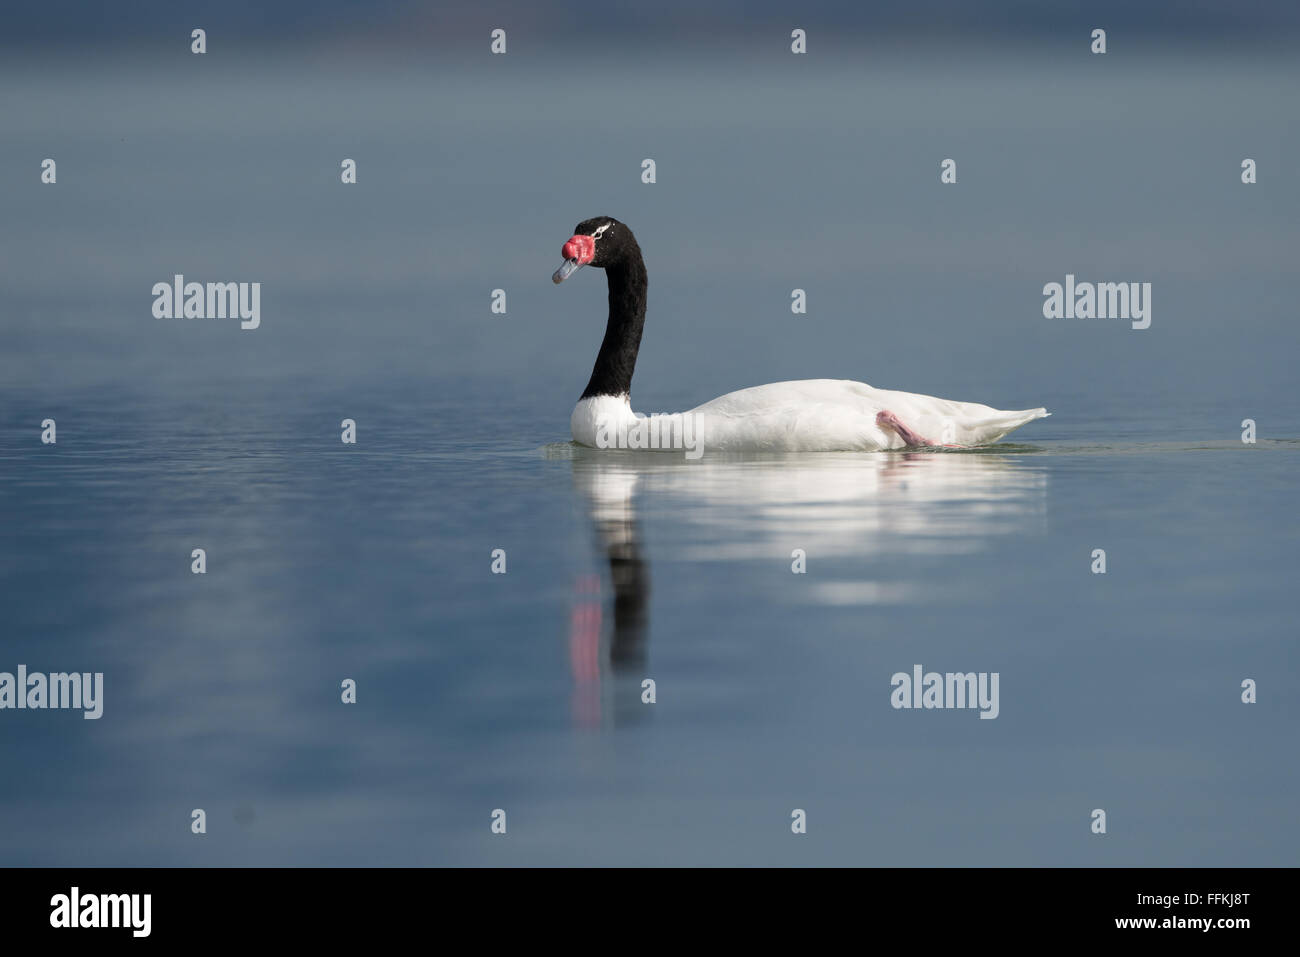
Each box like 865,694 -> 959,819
876,410 -> 962,448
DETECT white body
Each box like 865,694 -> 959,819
572,379 -> 1048,452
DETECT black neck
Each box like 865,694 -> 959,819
580,246 -> 647,400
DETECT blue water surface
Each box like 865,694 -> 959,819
1,44 -> 1297,865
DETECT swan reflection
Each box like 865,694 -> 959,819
563,447 -> 1047,726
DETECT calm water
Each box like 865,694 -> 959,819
2,46 -> 1298,865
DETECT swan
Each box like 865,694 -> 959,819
552,216 -> 1048,453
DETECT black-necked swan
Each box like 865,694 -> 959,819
552,216 -> 1048,452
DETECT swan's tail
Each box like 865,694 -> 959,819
971,408 -> 1049,445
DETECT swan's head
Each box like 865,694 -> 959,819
552,216 -> 631,283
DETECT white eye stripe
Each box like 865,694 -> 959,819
591,223 -> 613,241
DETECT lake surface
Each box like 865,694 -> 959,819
1,45 -> 1297,865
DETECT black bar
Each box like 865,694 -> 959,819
0,868 -> 1282,942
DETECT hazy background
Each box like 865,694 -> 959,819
1,2 -> 1297,865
